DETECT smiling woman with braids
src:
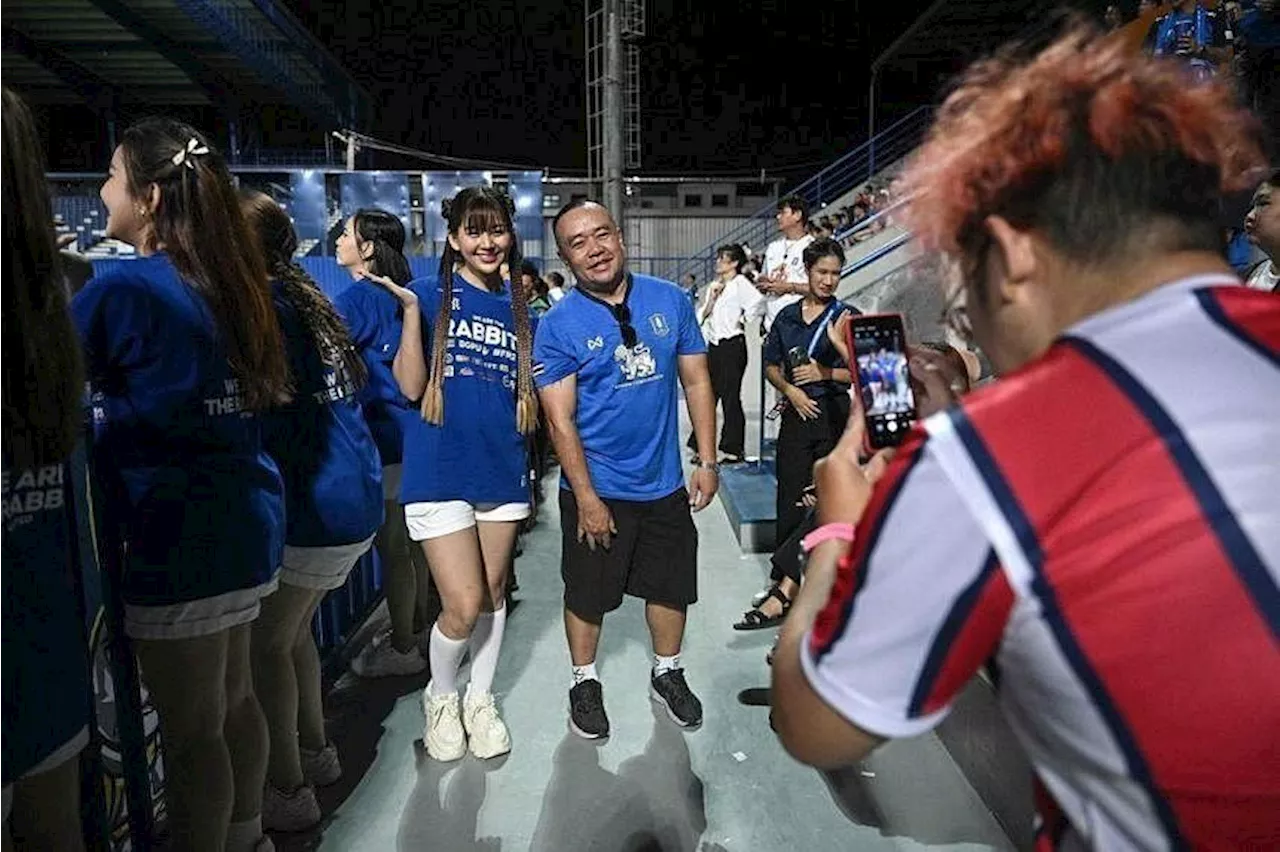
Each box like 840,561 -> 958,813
240,192 -> 382,832
70,118 -> 289,852
366,186 -> 537,762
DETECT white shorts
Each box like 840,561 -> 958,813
382,463 -> 403,502
281,535 -> 376,591
1,725 -> 89,821
124,575 -> 279,640
404,501 -> 531,542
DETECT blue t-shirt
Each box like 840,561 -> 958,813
263,280 -> 384,547
763,299 -> 854,400
532,273 -> 705,502
71,254 -> 284,605
334,281 -> 419,466
2,458 -> 91,781
399,274 -> 530,506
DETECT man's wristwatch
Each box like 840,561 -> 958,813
697,460 -> 720,473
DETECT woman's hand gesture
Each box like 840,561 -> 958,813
358,270 -> 417,309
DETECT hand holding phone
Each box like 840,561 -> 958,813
845,313 -> 917,450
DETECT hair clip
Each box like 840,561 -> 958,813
171,137 -> 209,169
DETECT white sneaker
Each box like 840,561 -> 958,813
351,633 -> 427,678
262,783 -> 321,833
300,742 -> 341,787
463,690 -> 511,759
423,685 -> 466,761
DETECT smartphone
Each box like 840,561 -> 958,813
846,313 -> 917,449
786,346 -> 810,369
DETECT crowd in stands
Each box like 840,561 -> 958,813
1108,1 -> 1278,135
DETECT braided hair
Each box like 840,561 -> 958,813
424,186 -> 538,434
241,190 -> 367,391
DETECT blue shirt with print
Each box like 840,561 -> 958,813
71,253 -> 284,605
2,458 -> 91,782
334,281 -> 420,466
398,274 -> 530,507
263,280 -> 384,547
532,273 -> 706,502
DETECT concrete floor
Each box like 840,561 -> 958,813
276,462 -> 1017,852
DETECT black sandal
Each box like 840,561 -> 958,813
733,586 -> 791,631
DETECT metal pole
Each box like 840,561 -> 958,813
603,0 -> 624,223
867,65 -> 879,177
346,134 -> 356,172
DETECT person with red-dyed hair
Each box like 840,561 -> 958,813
771,20 -> 1280,851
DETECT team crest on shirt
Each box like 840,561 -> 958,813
649,313 -> 670,337
614,342 -> 657,382
586,335 -> 605,351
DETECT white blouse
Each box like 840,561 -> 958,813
698,274 -> 764,345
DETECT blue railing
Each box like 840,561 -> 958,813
841,230 -> 914,278
674,106 -> 932,287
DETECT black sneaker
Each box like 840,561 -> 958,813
568,679 -> 610,739
650,668 -> 703,728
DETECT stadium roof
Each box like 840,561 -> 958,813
873,0 -> 1069,70
1,0 -> 368,129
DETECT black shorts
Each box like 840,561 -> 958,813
560,487 -> 698,620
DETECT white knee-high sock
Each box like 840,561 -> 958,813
428,623 -> 469,697
466,605 -> 507,697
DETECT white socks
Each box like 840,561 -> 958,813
467,605 -> 506,697
572,661 -> 599,684
428,623 -> 468,697
654,653 -> 681,676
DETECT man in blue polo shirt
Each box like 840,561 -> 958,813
533,199 -> 719,739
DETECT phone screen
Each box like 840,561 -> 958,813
847,313 -> 917,449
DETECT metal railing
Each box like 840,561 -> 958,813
673,106 -> 932,288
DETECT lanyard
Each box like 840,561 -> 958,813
806,302 -> 842,359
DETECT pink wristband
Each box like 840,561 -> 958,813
801,523 -> 856,553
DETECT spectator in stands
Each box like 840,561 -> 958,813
547,271 -> 568,302
1235,0 -> 1280,135
1,86 -> 91,852
751,195 -> 815,334
534,199 -> 718,739
72,118 -> 291,852
1153,0 -> 1229,80
1105,3 -> 1125,28
1244,168 -> 1279,291
335,209 -> 434,678
687,243 -> 762,465
772,23 -> 1279,850
374,187 -> 538,762
241,192 -> 382,832
738,238 -> 854,631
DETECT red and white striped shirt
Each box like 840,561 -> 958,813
802,276 -> 1280,851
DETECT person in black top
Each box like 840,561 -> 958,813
737,239 -> 854,629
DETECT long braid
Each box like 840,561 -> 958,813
503,239 -> 539,435
421,209 -> 455,425
274,260 -> 368,391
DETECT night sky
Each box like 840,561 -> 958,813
281,0 -> 945,174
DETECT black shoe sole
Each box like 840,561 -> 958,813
649,685 -> 702,728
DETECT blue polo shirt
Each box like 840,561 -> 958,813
2,457 -> 91,782
399,274 -> 530,506
71,253 -> 284,605
763,299 -> 855,400
532,273 -> 705,501
334,281 -> 419,466
263,280 -> 384,547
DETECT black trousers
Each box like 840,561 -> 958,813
771,508 -> 817,585
774,393 -> 850,547
688,335 -> 749,458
